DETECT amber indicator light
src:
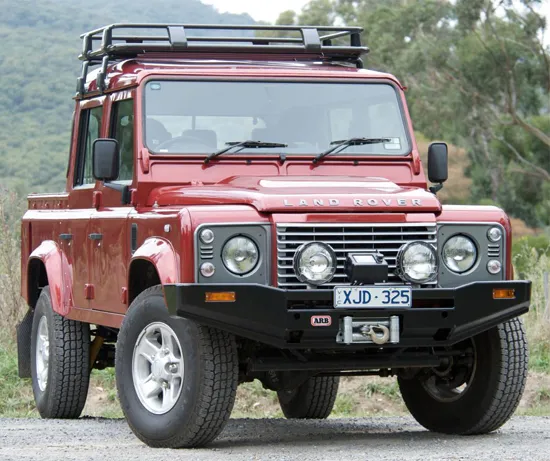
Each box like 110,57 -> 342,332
493,289 -> 515,300
205,292 -> 236,303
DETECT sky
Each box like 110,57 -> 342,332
203,0 -> 311,22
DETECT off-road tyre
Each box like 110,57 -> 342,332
116,285 -> 238,448
278,376 -> 340,419
30,286 -> 90,419
398,318 -> 528,435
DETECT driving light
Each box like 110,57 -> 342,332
200,262 -> 216,278
222,236 -> 259,275
443,235 -> 477,273
396,242 -> 438,284
199,228 -> 215,244
487,259 -> 502,275
487,227 -> 502,242
293,242 -> 337,286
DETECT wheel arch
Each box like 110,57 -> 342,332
128,237 -> 180,306
27,240 -> 73,315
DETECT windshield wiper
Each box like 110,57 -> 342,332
312,137 -> 391,164
204,140 -> 288,164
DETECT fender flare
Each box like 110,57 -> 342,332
28,240 -> 73,316
129,237 -> 180,286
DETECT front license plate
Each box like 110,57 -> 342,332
334,286 -> 412,309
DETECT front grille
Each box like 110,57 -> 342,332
276,223 -> 437,289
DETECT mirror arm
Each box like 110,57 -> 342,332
429,183 -> 444,195
103,181 -> 131,205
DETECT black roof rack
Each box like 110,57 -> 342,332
77,23 -> 369,96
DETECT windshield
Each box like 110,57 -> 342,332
144,80 -> 410,156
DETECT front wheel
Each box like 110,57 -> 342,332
398,318 -> 528,435
116,286 -> 238,448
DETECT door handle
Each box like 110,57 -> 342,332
88,233 -> 103,241
59,234 -> 73,241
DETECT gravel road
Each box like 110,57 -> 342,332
1,416 -> 549,461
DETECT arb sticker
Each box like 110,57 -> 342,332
311,315 -> 332,327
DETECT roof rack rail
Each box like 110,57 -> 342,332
77,23 -> 368,96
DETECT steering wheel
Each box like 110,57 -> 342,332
156,135 -> 213,152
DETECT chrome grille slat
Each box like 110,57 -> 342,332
277,247 -> 411,253
278,239 -> 436,245
279,231 -> 437,237
487,243 -> 501,258
276,223 -> 437,290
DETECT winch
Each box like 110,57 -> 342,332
336,316 -> 400,345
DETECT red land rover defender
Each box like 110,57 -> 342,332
17,24 -> 531,448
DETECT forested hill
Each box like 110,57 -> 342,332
0,0 -> 253,194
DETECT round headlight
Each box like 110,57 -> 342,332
222,236 -> 259,275
397,242 -> 438,283
293,242 -> 337,286
200,228 -> 215,244
487,227 -> 502,242
442,235 -> 477,273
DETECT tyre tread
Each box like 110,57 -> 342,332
466,318 -> 528,434
33,287 -> 90,419
279,376 -> 339,419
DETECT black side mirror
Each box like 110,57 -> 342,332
93,138 -> 119,181
427,142 -> 448,193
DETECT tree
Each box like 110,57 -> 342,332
279,0 -> 550,225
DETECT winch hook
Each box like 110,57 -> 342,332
360,324 -> 390,345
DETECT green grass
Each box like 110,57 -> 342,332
0,339 -> 37,417
361,381 -> 401,401
332,393 -> 358,416
530,341 -> 550,372
522,252 -> 550,374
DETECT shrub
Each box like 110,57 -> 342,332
0,189 -> 26,332
513,235 -> 550,278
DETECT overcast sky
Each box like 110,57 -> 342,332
203,0 -> 311,22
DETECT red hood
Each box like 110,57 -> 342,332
148,176 -> 441,213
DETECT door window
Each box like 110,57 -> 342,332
74,106 -> 103,186
111,99 -> 134,181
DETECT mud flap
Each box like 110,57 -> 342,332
16,309 -> 33,378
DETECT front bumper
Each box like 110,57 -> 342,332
164,281 -> 531,349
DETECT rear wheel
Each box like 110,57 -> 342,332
398,318 -> 528,434
30,286 -> 90,419
116,285 -> 238,448
278,376 -> 340,419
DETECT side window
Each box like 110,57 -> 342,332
111,99 -> 134,181
74,106 -> 103,186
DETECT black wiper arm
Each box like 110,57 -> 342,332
312,137 -> 391,164
204,140 -> 288,164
